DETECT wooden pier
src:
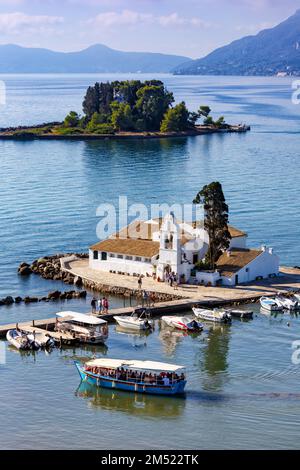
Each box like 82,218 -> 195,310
0,318 -> 77,344
0,297 -> 255,340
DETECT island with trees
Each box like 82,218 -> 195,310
0,80 -> 250,140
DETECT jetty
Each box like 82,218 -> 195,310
0,318 -> 77,345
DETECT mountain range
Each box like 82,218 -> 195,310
173,9 -> 300,76
0,44 -> 189,74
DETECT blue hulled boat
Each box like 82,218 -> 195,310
75,358 -> 187,396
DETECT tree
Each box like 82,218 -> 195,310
64,111 -> 80,128
193,182 -> 231,269
87,112 -> 108,131
198,106 -> 211,118
214,116 -> 226,128
111,102 -> 134,131
160,102 -> 190,132
82,83 -> 100,118
135,84 -> 174,131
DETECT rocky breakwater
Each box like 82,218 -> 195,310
18,253 -> 88,286
0,289 -> 87,307
18,254 -> 182,303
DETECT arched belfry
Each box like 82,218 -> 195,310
157,213 -> 182,280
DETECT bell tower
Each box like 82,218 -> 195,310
157,212 -> 181,281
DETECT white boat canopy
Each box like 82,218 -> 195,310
56,311 -> 107,325
86,358 -> 185,373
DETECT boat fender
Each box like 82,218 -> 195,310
112,381 -> 115,388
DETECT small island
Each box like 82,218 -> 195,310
0,80 -> 250,140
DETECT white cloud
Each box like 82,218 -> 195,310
88,9 -> 209,29
0,12 -> 64,35
235,21 -> 275,34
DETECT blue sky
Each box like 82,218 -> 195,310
0,0 -> 299,57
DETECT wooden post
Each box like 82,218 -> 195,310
32,320 -> 35,327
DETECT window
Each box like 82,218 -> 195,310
193,254 -> 199,265
117,254 -> 123,259
125,256 -> 133,260
93,251 -> 98,260
101,252 -> 107,261
144,258 -> 151,263
110,253 -> 115,258
135,257 -> 142,262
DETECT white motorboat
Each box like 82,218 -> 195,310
275,295 -> 298,311
114,310 -> 154,331
192,307 -> 232,323
161,316 -> 203,332
260,296 -> 283,312
293,293 -> 300,303
6,329 -> 31,350
56,311 -> 109,344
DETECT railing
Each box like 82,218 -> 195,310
85,368 -> 185,386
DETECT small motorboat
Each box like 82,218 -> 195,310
6,329 -> 31,350
161,316 -> 203,332
192,307 -> 232,324
75,358 -> 187,396
226,309 -> 253,320
260,296 -> 283,312
293,293 -> 300,303
114,310 -> 154,331
275,295 -> 298,311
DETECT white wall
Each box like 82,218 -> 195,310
221,250 -> 279,286
89,251 -> 154,276
196,271 -> 221,287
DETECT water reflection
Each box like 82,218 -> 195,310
198,323 -> 231,392
158,323 -> 203,356
75,381 -> 185,418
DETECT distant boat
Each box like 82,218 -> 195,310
192,307 -> 232,324
260,297 -> 283,312
6,329 -> 31,350
56,311 -> 108,344
75,358 -> 187,396
161,316 -> 203,332
114,310 -> 154,331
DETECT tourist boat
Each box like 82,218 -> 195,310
260,297 -> 283,312
114,310 -> 154,331
6,329 -> 31,350
75,358 -> 187,396
275,295 -> 298,311
56,311 -> 109,344
192,307 -> 232,323
161,316 -> 203,332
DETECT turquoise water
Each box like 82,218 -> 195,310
0,74 -> 300,449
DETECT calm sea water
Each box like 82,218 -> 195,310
0,74 -> 300,449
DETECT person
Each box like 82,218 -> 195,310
91,297 -> 96,314
163,376 -> 170,386
102,297 -> 109,314
173,274 -> 178,290
142,290 -> 148,307
138,275 -> 143,290
97,298 -> 102,315
170,273 -> 174,288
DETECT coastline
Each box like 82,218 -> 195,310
0,124 -> 250,141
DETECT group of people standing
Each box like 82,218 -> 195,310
91,296 -> 109,315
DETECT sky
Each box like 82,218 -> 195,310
0,0 -> 299,58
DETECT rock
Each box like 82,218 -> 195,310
2,296 -> 14,305
15,296 -> 23,304
74,276 -> 83,287
18,265 -> 32,276
48,290 -> 61,300
79,291 -> 87,298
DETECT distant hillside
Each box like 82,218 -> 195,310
173,9 -> 300,76
0,44 -> 189,73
